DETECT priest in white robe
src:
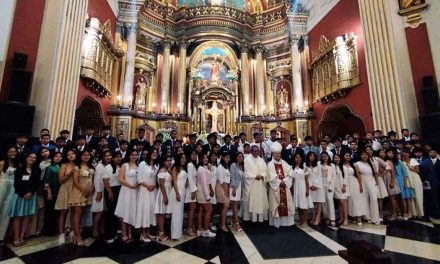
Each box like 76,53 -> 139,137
243,145 -> 269,222
268,141 -> 295,227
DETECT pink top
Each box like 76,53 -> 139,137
197,166 -> 211,200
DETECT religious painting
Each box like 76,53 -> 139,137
196,47 -> 229,85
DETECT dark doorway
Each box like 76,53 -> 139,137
317,104 -> 366,138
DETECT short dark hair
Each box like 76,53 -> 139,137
224,134 -> 232,140
102,125 -> 111,130
55,136 -> 65,142
290,135 -> 297,142
60,130 -> 70,135
138,127 -> 145,132
207,133 -> 216,140
304,136 -> 313,141
239,132 -> 246,137
120,140 -> 129,145
270,129 -> 277,134
401,128 -> 409,133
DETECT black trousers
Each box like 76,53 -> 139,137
41,194 -> 59,236
104,186 -> 121,239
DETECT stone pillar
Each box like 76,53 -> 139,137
177,40 -> 188,115
0,0 -> 16,88
255,45 -> 265,116
30,0 -> 88,136
240,45 -> 250,115
121,22 -> 137,109
301,35 -> 312,106
291,36 -> 304,113
359,0 -> 418,133
161,40 -> 172,114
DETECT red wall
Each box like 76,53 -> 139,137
405,23 -> 437,115
308,0 -> 372,133
76,0 -> 116,123
0,0 -> 46,101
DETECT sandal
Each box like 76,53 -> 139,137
330,221 -> 336,227
121,234 -> 131,243
187,227 -> 197,237
158,232 -> 169,242
74,240 -> 86,247
12,240 -> 25,247
232,223 -> 243,232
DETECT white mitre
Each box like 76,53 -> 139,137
270,141 -> 282,153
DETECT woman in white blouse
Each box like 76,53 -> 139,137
333,154 -> 350,226
320,152 -> 337,227
216,152 -> 231,232
185,150 -> 198,236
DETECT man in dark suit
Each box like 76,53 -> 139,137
184,134 -> 197,157
76,135 -> 87,152
420,149 -> 440,218
129,127 -> 151,151
54,136 -> 68,155
162,130 -> 178,154
282,135 -> 304,165
331,137 -> 350,157
59,129 -> 74,149
101,125 -> 118,151
32,133 -> 55,153
15,134 -> 31,161
84,127 -> 99,150
203,133 -> 217,154
349,141 -> 360,162
220,134 -> 238,160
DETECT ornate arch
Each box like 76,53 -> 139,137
74,96 -> 105,135
317,103 -> 367,138
189,41 -> 239,70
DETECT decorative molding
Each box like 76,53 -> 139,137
398,0 -> 428,28
298,0 -> 341,32
310,33 -> 360,104
80,17 -> 125,98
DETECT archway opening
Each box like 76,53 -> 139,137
317,104 -> 366,138
74,96 -> 105,137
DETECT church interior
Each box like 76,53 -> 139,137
1,0 -> 440,263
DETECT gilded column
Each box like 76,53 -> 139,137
122,22 -> 137,109
240,44 -> 250,116
30,0 -> 88,135
255,45 -> 265,116
291,36 -> 304,112
177,40 -> 188,115
161,40 -> 172,114
359,0 -> 418,132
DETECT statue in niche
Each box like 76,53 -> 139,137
210,61 -> 220,82
205,100 -> 222,133
135,77 -> 148,106
277,86 -> 288,109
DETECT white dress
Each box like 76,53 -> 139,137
154,171 -> 172,214
405,159 -> 424,217
115,163 -> 138,226
356,161 -> 380,222
185,163 -> 197,203
371,157 -> 389,199
209,165 -> 217,205
292,167 -> 314,209
170,170 -> 188,239
321,163 -> 336,221
135,162 -> 158,228
307,165 -> 325,203
334,166 -> 350,199
347,164 -> 367,217
91,163 -> 109,212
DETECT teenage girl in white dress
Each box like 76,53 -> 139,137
154,156 -> 173,242
345,152 -> 366,225
185,150 -> 198,236
355,150 -> 380,225
320,152 -> 337,226
333,154 -> 349,226
115,150 -> 139,243
170,153 -> 188,240
305,152 -> 324,226
293,153 -> 313,227
136,149 -> 159,242
216,152 -> 231,232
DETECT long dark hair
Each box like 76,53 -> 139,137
172,153 -> 187,174
62,149 -> 77,164
385,148 -> 399,166
333,154 -> 345,178
220,152 -> 231,170
50,151 -> 63,166
320,151 -> 331,166
76,149 -> 94,169
294,153 -> 304,169
359,149 -> 375,175
187,149 -> 199,169
146,148 -> 160,167
234,152 -> 244,171
209,152 -> 218,166
101,150 -> 112,166
111,152 -> 122,174
198,153 -> 209,168
2,146 -> 18,173
159,155 -> 172,171
19,151 -> 40,174
305,152 -> 318,167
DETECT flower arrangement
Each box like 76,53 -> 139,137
192,71 -> 204,81
226,71 -> 238,81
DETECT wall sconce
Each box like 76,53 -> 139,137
304,100 -> 309,113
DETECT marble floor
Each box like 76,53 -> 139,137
1,217 -> 440,264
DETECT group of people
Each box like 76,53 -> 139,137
0,126 -> 439,248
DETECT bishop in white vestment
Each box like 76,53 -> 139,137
268,142 -> 295,227
243,145 -> 269,222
